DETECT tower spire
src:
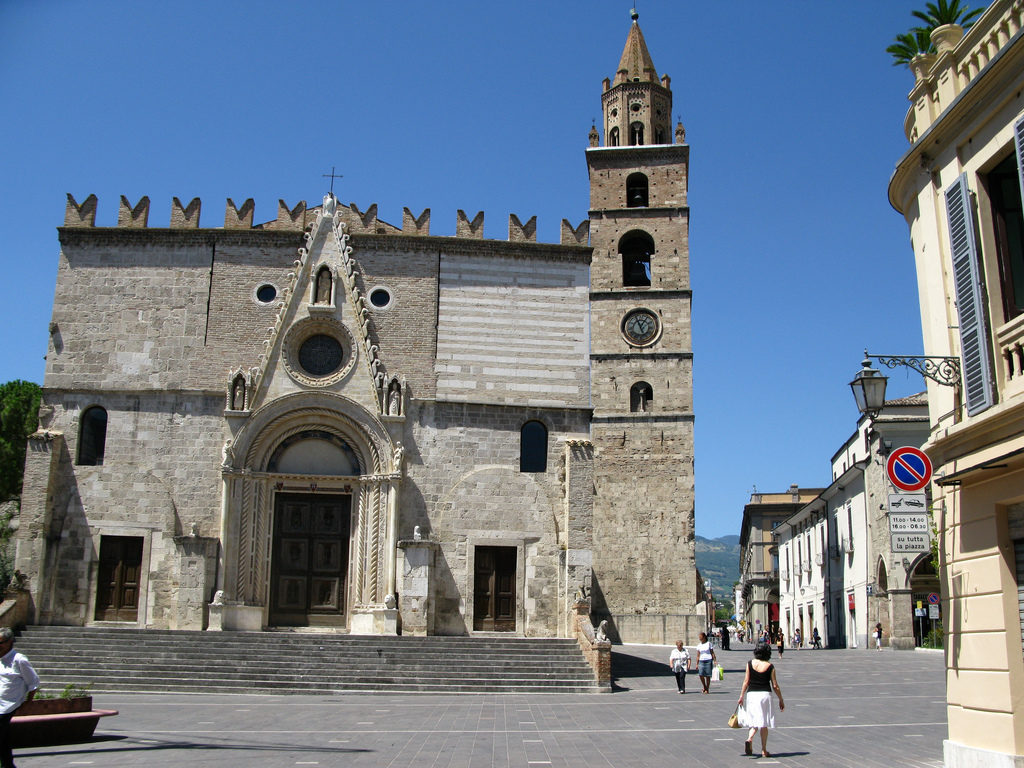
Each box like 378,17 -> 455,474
599,10 -> 673,147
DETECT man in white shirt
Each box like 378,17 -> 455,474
0,628 -> 39,768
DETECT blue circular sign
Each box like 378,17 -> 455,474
886,447 -> 932,492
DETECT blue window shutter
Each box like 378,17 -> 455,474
945,173 -> 995,416
1015,114 -> 1024,208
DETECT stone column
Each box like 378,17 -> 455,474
397,537 -> 438,636
172,535 -> 219,630
888,588 -> 916,650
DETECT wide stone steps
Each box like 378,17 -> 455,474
16,627 -> 603,695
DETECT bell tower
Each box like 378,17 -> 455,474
587,10 -> 701,643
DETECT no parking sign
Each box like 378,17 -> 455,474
886,447 -> 933,492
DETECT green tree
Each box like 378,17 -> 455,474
886,28 -> 935,66
889,1 -> 983,67
911,0 -> 983,29
0,380 -> 42,503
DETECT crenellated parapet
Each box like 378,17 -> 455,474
59,194 -> 589,246
171,197 -> 201,228
508,214 -> 537,243
118,196 -> 150,228
225,198 -> 255,229
561,219 -> 590,246
456,210 -> 485,238
64,194 -> 97,227
402,207 -> 430,235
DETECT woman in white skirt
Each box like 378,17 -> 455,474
736,642 -> 785,757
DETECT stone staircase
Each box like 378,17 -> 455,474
15,626 -> 605,695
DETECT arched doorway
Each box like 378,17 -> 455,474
908,554 -> 941,646
266,431 -> 361,627
222,393 -> 400,632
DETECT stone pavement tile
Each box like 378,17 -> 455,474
13,644 -> 944,768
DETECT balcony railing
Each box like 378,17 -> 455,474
997,312 -> 1024,397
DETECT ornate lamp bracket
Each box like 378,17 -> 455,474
868,352 -> 961,389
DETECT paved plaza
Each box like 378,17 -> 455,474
18,642 -> 945,767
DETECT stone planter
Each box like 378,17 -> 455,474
15,696 -> 92,716
11,696 -> 117,747
909,53 -> 936,82
931,23 -> 964,55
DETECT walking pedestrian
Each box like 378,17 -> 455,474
696,632 -> 716,694
812,627 -> 822,649
737,642 -> 785,758
668,640 -> 690,693
776,629 -> 784,656
874,622 -> 884,651
0,627 -> 39,768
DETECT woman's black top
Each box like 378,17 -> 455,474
747,661 -> 773,692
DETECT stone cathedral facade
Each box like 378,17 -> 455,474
17,13 -> 702,644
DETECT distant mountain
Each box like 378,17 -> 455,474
694,535 -> 740,605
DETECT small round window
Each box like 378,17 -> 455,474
298,334 -> 344,377
255,284 -> 278,304
369,287 -> 392,308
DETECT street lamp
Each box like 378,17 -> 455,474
850,349 -> 962,420
850,353 -> 888,419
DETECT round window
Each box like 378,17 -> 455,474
298,334 -> 344,377
369,288 -> 392,308
255,284 -> 278,303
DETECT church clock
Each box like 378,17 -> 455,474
622,308 -> 659,346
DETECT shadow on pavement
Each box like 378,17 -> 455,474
21,735 -> 372,759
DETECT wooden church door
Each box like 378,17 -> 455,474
94,535 -> 143,621
473,546 -> 516,631
269,493 -> 351,627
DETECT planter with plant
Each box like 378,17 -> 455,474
11,683 -> 116,747
887,1 -> 984,70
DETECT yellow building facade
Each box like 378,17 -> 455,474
888,2 -> 1024,765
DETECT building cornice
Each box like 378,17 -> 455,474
590,290 -> 692,301
889,28 -> 1024,213
57,228 -> 593,264
58,227 -> 304,248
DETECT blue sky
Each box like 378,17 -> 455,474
0,1 -> 941,538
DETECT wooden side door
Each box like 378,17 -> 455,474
94,536 -> 143,621
473,546 -> 516,631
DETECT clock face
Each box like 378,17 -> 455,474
623,309 -> 659,346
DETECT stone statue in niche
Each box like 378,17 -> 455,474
314,267 -> 332,305
387,380 -> 401,416
230,376 -> 246,410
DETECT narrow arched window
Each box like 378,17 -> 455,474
630,382 -> 653,412
626,173 -> 649,208
78,406 -> 107,466
620,230 -> 655,287
230,374 -> 246,411
314,266 -> 333,305
630,122 -> 644,145
520,421 -> 547,473
608,127 -> 619,147
654,127 -> 665,144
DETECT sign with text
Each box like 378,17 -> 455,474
891,532 -> 931,552
889,512 -> 930,534
888,493 -> 927,513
